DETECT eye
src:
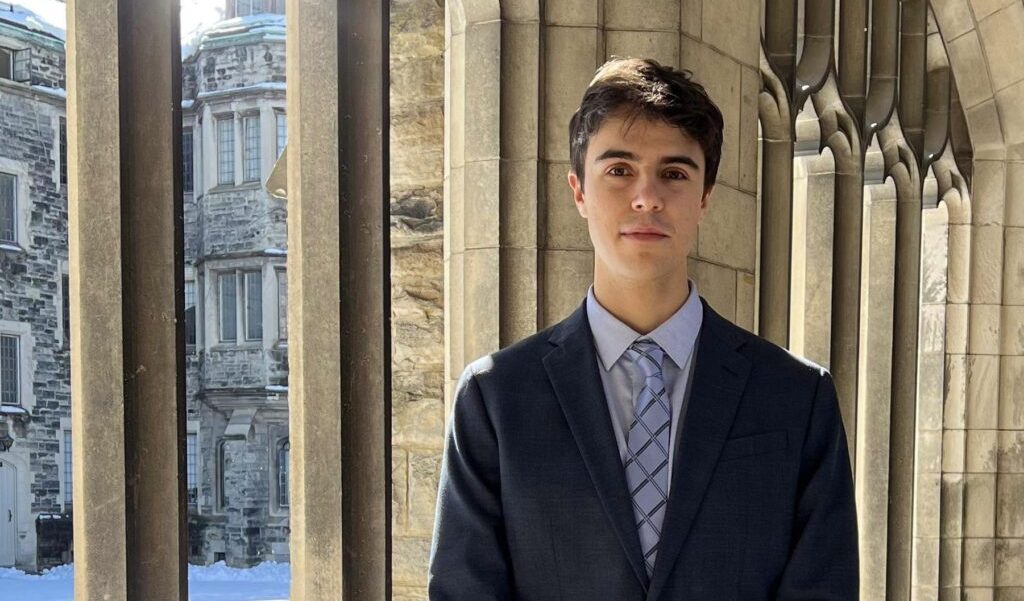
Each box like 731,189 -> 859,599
607,165 -> 631,177
663,169 -> 689,181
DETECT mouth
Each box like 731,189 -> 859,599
620,228 -> 669,241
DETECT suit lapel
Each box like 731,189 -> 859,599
543,303 -> 650,590
646,300 -> 751,601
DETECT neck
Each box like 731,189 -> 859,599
592,270 -> 692,335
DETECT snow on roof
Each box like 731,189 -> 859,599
195,81 -> 286,101
0,0 -> 66,43
183,12 -> 285,60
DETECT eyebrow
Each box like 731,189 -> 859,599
593,149 -> 701,171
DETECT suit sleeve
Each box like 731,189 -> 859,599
775,371 -> 859,600
428,365 -> 512,600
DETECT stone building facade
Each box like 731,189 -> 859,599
0,4 -> 71,570
180,5 -> 291,567
0,0 -> 296,569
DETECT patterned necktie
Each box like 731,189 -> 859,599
623,339 -> 670,577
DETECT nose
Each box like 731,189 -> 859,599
631,175 -> 663,212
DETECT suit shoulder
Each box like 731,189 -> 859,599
460,322 -> 560,383
709,311 -> 829,382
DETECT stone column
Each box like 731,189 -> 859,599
286,0 -> 391,597
67,0 -> 187,598
285,0 -> 342,597
856,161 -> 897,601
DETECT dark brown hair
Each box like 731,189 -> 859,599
569,57 -> 724,191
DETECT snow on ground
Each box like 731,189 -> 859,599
0,561 -> 290,601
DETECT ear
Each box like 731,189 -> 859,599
698,184 -> 714,222
568,170 -> 587,218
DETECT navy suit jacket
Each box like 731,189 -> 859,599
429,298 -> 858,600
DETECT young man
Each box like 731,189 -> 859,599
429,58 -> 858,600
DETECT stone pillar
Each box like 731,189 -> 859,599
789,142 -> 835,368
286,0 -> 391,597
285,0 -> 342,594
856,160 -> 897,601
338,0 -> 392,597
998,158 -> 1024,598
67,0 -> 187,598
912,189 -> 950,601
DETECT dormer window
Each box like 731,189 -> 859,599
227,0 -> 284,18
0,46 -> 31,83
234,0 -> 263,17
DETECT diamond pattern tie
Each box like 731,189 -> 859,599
624,339 -> 670,577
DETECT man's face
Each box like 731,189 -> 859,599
568,112 -> 712,287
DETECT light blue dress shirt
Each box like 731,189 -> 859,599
586,280 -> 704,494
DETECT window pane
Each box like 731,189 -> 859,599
0,173 -> 15,243
12,48 -> 29,82
185,281 -> 196,346
275,111 -> 286,159
243,115 -> 260,182
183,128 -> 194,193
220,273 -> 237,342
1,335 -> 18,405
278,440 -> 289,507
245,271 -> 262,340
217,441 -> 228,510
277,270 -> 287,340
64,430 -> 73,506
187,433 -> 198,504
62,274 -> 70,346
0,48 -> 11,80
59,118 -> 67,186
217,117 -> 234,185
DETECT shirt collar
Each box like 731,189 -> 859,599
586,280 -> 704,372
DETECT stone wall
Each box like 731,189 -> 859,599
198,188 -> 288,258
184,19 -> 287,98
182,15 -> 291,568
0,50 -> 70,568
388,0 -> 445,596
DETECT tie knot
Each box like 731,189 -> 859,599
627,339 -> 665,377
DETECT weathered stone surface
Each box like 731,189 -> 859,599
392,450 -> 409,532
392,536 -> 432,586
407,451 -> 442,537
389,0 -> 446,588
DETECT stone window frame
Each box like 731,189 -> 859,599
215,113 -> 236,187
184,265 -> 199,350
51,115 -> 67,190
274,109 -> 286,160
0,46 -> 30,83
206,260 -> 269,350
186,420 -> 201,511
214,438 -> 228,513
0,320 -> 34,412
58,417 -> 72,512
270,435 -> 289,515
242,112 -> 261,183
214,268 -> 264,345
0,158 -> 31,252
275,267 -> 287,344
57,260 -> 69,349
182,126 -> 194,194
